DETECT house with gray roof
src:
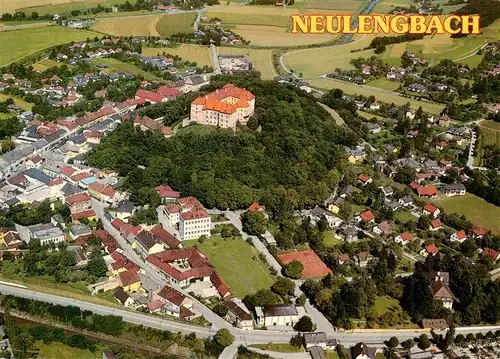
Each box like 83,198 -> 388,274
255,304 -> 305,327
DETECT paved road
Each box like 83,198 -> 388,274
211,44 -> 221,74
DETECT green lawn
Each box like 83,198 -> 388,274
90,58 -> 160,81
0,27 -> 98,67
434,194 -> 500,234
394,211 -> 417,224
37,341 -> 101,359
17,0 -> 130,15
185,237 -> 275,297
367,79 -> 401,92
323,230 -> 341,247
374,295 -> 400,316
249,343 -> 304,352
155,13 -> 196,36
309,78 -> 445,114
327,352 -> 340,359
0,93 -> 33,111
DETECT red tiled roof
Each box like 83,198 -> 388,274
135,89 -> 165,103
416,186 -> 437,196
210,271 -> 230,297
8,174 -> 27,185
49,178 -> 65,187
89,182 -> 116,198
431,219 -> 442,229
409,181 -> 419,189
358,173 -> 370,182
71,172 -> 93,182
150,225 -> 181,248
156,86 -> 183,99
65,193 -> 91,206
158,285 -> 186,306
111,218 -> 141,237
95,230 -> 120,252
423,203 -> 438,214
360,210 -> 375,222
60,167 -> 76,177
483,248 -> 500,262
247,201 -> 265,212
154,185 -> 180,198
399,232 -> 414,242
339,253 -> 349,262
426,243 -> 439,254
471,226 -> 486,236
455,230 -> 467,240
118,270 -> 140,287
147,299 -> 164,311
71,210 -> 96,221
180,209 -> 209,221
192,83 -> 254,115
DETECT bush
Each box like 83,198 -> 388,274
283,260 -> 303,279
294,316 -> 313,332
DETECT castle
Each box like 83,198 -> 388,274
189,83 -> 255,129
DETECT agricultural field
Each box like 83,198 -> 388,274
156,13 -> 196,36
232,25 -> 335,47
308,78 -> 446,114
373,0 -> 413,13
367,78 -> 400,91
0,94 -> 34,111
434,194 -> 500,234
32,58 -> 64,72
15,0 -> 129,16
217,46 -> 277,80
143,44 -> 213,67
0,27 -> 97,67
476,121 -> 500,166
92,14 -> 161,36
90,58 -> 160,81
185,236 -> 275,298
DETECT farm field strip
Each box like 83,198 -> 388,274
232,24 -> 335,46
15,0 -> 130,15
143,44 -> 213,67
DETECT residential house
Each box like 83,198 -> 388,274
398,196 -> 414,207
350,343 -> 376,359
114,286 -> 135,307
326,197 -> 344,214
428,272 -> 453,310
154,184 -> 180,201
470,226 -> 485,239
27,223 -> 65,246
449,230 -> 467,243
394,231 -> 415,246
380,186 -> 393,197
225,298 -> 253,330
339,185 -> 355,198
117,269 -> 141,292
163,197 -> 211,240
429,219 -> 442,231
26,156 -> 43,170
65,193 -> 92,214
338,253 -> 349,265
88,182 -> 119,205
357,173 -> 372,186
441,183 -> 466,197
153,285 -> 193,318
337,225 -> 358,243
423,203 -> 440,218
421,243 -> 439,257
356,252 -> 373,267
365,123 -> 381,134
304,332 -> 327,349
255,304 -> 305,327
373,221 -> 391,236
69,223 -> 91,241
482,248 -> 500,262
114,200 -> 135,221
358,210 -> 375,224
308,206 -> 343,228
416,186 -> 437,198
132,231 -> 166,258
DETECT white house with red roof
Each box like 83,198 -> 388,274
357,173 -> 372,186
88,182 -> 120,205
189,83 -> 255,129
450,230 -> 467,243
429,219 -> 442,231
423,203 -> 440,218
155,185 -> 180,200
152,285 -> 194,318
482,248 -> 500,262
357,210 -> 375,224
394,231 -> 415,245
163,196 -> 211,240
471,226 -> 486,239
421,243 -> 439,257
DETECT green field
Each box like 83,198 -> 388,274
90,58 -> 160,81
0,93 -> 33,111
37,341 -> 101,359
475,121 -> 500,167
323,230 -> 342,247
17,0 -> 130,15
0,27 -> 97,67
32,58 -> 64,72
217,46 -> 277,80
309,78 -> 445,114
367,79 -> 401,91
434,193 -> 500,234
374,295 -> 401,316
155,13 -> 196,36
249,343 -> 304,352
143,44 -> 213,67
185,237 -> 275,298
394,211 -> 417,224
292,0 -> 364,11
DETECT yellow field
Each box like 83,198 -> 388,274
292,0 -> 363,11
217,47 -> 277,80
233,25 -> 335,46
0,0 -> 84,13
32,58 -> 63,72
308,78 -> 445,114
389,43 -> 407,58
155,13 -> 196,36
142,44 -> 213,67
92,15 -> 162,36
283,34 -> 377,77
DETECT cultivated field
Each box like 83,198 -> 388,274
155,13 -> 196,36
476,121 -> 500,166
366,78 -> 400,91
14,0 -> 129,15
232,24 -> 335,46
90,58 -> 160,80
32,58 -> 64,72
434,194 -> 500,234
0,27 -> 96,67
308,77 -> 445,114
217,46 -> 277,80
292,0 -> 364,11
92,15 -> 162,36
185,237 -> 275,298
143,44 -> 213,67
0,94 -> 33,111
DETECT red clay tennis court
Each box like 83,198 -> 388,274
278,249 -> 332,279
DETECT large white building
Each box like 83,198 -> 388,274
27,223 -> 65,246
255,304 -> 306,328
189,83 -> 255,129
163,197 -> 211,241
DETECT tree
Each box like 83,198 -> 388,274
294,316 -> 313,332
241,211 -> 267,235
213,304 -> 229,317
289,334 -> 303,348
283,260 -> 303,279
87,250 -> 107,278
387,336 -> 399,348
271,277 -> 295,297
31,11 -> 39,19
317,215 -> 329,232
214,328 -> 234,347
417,215 -> 431,230
418,334 -> 430,350
401,339 -> 414,349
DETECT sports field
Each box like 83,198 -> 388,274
156,13 -> 196,36
143,44 -> 213,67
90,58 -> 160,81
217,46 -> 277,80
434,194 -> 500,234
278,249 -> 332,279
185,237 -> 275,298
309,78 -> 445,114
14,0 -> 129,15
0,27 -> 96,67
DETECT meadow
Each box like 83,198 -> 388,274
0,27 -> 97,67
32,58 -> 64,72
90,58 -> 161,80
92,15 -> 162,36
15,0 -> 129,15
0,94 -> 33,111
185,236 -> 275,298
292,0 -> 364,11
434,194 -> 500,234
143,44 -> 213,67
155,13 -> 196,36
37,341 -> 101,359
232,25 -> 335,47
476,121 -> 500,166
308,77 -> 446,114
217,46 -> 277,80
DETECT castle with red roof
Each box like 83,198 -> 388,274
189,83 -> 255,129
